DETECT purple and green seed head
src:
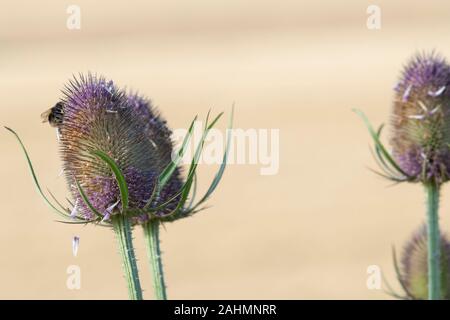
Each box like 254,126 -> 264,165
54,74 -> 182,221
391,52 -> 450,183
400,225 -> 450,299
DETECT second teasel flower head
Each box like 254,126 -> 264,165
397,225 -> 450,299
55,74 -> 183,222
391,52 -> 450,183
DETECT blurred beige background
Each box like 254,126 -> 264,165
1,0 -> 450,299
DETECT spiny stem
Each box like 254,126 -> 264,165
425,182 -> 441,300
112,214 -> 143,300
143,220 -> 167,300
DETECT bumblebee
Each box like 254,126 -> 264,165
41,102 -> 64,128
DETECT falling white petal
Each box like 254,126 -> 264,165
72,236 -> 80,257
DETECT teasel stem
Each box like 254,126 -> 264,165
143,220 -> 167,300
425,182 -> 441,300
112,214 -> 143,300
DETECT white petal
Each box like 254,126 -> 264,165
72,236 -> 80,257
102,200 -> 120,221
106,199 -> 120,213
407,114 -> 426,120
402,84 -> 412,102
428,86 -> 446,97
418,101 -> 428,112
430,105 -> 441,115
102,212 -> 111,222
56,129 -> 61,142
70,202 -> 78,219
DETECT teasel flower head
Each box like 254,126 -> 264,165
6,73 -> 232,226
392,225 -> 450,300
355,52 -> 450,184
57,75 -> 182,223
391,53 -> 450,184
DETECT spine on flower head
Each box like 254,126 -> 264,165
391,53 -> 450,183
59,74 -> 183,221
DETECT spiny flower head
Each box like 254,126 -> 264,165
7,73 -> 231,226
58,74 -> 182,222
391,52 -> 450,183
398,225 -> 450,299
